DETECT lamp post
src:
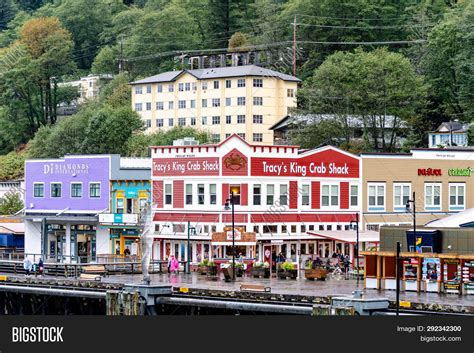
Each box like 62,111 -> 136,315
224,192 -> 236,281
396,241 -> 401,316
350,213 -> 360,288
186,221 -> 196,274
406,192 -> 416,253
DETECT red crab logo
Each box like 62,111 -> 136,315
224,153 -> 246,171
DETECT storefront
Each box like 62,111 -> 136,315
151,134 -> 362,268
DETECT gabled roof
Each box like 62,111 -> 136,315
432,121 -> 470,133
131,65 -> 301,85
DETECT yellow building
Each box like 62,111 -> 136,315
130,65 -> 299,144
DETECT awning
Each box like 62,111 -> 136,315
212,242 -> 256,246
306,230 -> 379,243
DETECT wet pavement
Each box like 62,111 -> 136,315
103,272 -> 474,307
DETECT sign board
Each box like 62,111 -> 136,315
399,301 -> 411,308
99,213 -> 138,225
152,157 -> 219,176
225,227 -> 242,241
448,167 -> 472,176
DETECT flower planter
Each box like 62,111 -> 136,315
206,265 -> 218,279
304,268 -> 327,281
236,267 -> 244,277
197,266 -> 207,275
277,269 -> 297,280
250,267 -> 270,278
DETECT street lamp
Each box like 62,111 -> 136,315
350,213 -> 360,288
405,192 -> 416,253
186,221 -> 196,274
224,192 -> 236,281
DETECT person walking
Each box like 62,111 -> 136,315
343,255 -> 351,280
38,258 -> 44,277
23,257 -> 32,276
170,255 -> 179,273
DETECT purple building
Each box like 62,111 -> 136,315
24,155 -> 115,263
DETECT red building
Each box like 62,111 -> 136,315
151,135 -> 374,270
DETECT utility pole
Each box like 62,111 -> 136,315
119,34 -> 124,74
396,241 -> 401,316
292,15 -> 297,77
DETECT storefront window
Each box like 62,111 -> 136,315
210,184 -> 216,204
51,183 -> 61,198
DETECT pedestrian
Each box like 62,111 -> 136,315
167,255 -> 172,273
38,258 -> 44,277
343,255 -> 351,280
170,255 -> 179,273
23,257 -> 32,276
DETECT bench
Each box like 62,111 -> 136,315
79,273 -> 101,281
82,265 -> 107,276
240,284 -> 271,293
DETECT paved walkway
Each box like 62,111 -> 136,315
103,272 -> 474,308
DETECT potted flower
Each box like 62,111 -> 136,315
207,261 -> 218,277
235,262 -> 245,277
304,260 -> 327,281
278,262 -> 297,279
197,259 -> 209,275
250,261 -> 270,278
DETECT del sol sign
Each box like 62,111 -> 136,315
448,167 -> 472,177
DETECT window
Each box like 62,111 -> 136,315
156,119 -> 164,127
226,79 -> 231,88
225,133 -> 231,138
350,185 -> 358,207
368,183 -> 385,210
178,118 -> 186,126
146,84 -> 151,93
301,184 -> 309,205
157,84 -> 162,93
212,116 -> 220,125
183,82 -> 190,91
263,225 -> 277,234
301,225 -> 306,233
237,97 -> 245,106
178,100 -> 186,109
168,101 -> 174,109
146,102 -> 151,111
211,134 -> 220,142
185,184 -> 193,205
213,80 -> 219,89
165,184 -> 172,205
237,115 -> 245,124
135,86 -> 142,94
253,133 -> 263,142
449,183 -> 465,210
253,79 -> 263,87
202,116 -> 207,125
291,225 -> 297,233
282,225 -> 287,233
230,185 -> 241,205
253,115 -> 263,124
425,183 -> 441,210
116,198 -> 124,213
156,102 -> 164,110
51,183 -> 61,198
253,184 -> 261,205
212,98 -> 220,107
168,118 -> 174,127
146,119 -> 151,128
253,97 -> 263,105
287,89 -> 295,97
266,184 -> 274,205
393,183 -> 410,210
198,184 -> 205,205
33,183 -> 44,198
190,117 -> 196,126
173,224 -> 185,233
89,183 -> 100,198
168,84 -> 174,92
139,198 -> 147,212
178,83 -> 184,91
226,97 -> 231,106
321,184 -> 339,206
226,115 -> 232,124
192,82 -> 197,91
237,79 -> 245,87
202,99 -> 207,108
134,103 -> 142,111
237,133 -> 245,140
279,184 -> 288,206
190,100 -> 196,108
202,81 -> 208,90
210,184 -> 216,205
71,183 -> 82,198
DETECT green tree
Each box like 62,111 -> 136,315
126,127 -> 211,157
91,46 -> 118,74
0,0 -> 17,30
99,73 -> 131,107
0,192 -> 23,215
0,150 -> 26,181
298,48 -> 427,151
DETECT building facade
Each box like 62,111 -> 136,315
131,65 -> 299,145
361,149 -> 474,233
150,135 -> 374,270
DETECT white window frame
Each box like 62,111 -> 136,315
321,183 -> 339,207
424,183 -> 441,211
367,183 -> 385,212
71,182 -> 83,199
185,184 -> 193,205
88,182 -> 101,199
301,184 -> 310,206
449,183 -> 465,211
279,184 -> 288,206
50,182 -> 62,198
33,182 -> 45,198
393,183 -> 411,211
165,184 -> 172,205
350,184 -> 358,207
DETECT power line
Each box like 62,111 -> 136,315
294,23 -> 435,30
